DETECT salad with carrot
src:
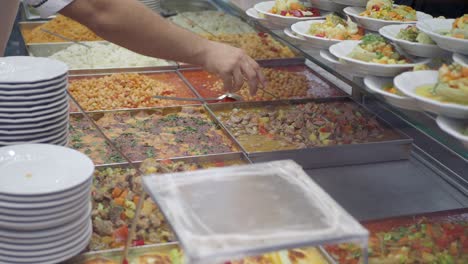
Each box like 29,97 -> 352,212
270,0 -> 320,18
308,14 -> 365,40
446,14 -> 468,39
360,0 -> 417,21
349,34 -> 409,64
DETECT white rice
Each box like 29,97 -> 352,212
49,42 -> 172,69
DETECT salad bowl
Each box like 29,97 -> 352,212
417,19 -> 468,55
394,70 -> 468,119
291,20 -> 342,48
329,40 -> 430,77
344,6 -> 432,32
453,53 -> 468,67
254,1 -> 330,27
364,76 -> 420,111
436,116 -> 468,149
379,24 -> 449,58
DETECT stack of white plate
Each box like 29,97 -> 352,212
0,144 -> 94,264
140,0 -> 162,12
0,56 -> 69,147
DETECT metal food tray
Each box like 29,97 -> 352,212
26,42 -> 178,74
67,70 -> 200,112
86,105 -> 243,163
67,242 -> 337,264
206,98 -> 413,169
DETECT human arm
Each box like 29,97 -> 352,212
0,0 -> 20,56
58,0 -> 265,94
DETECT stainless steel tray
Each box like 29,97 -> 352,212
206,98 -> 413,169
26,42 -> 178,74
86,105 -> 244,163
67,242 -> 337,264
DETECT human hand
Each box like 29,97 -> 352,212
200,41 -> 266,95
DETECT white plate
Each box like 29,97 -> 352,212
254,1 -> 330,27
394,70 -> 468,118
0,101 -> 69,118
0,144 -> 94,196
0,89 -> 66,107
0,103 -> 68,125
0,209 -> 90,240
329,40 -> 431,77
246,8 -> 283,29
0,200 -> 90,231
344,6 -> 432,32
364,76 -> 420,111
49,131 -> 70,146
0,181 -> 89,210
0,57 -> 68,84
291,20 -> 342,48
0,191 -> 89,216
0,118 -> 68,140
283,28 -> 321,50
0,115 -> 68,135
0,216 -> 91,252
0,95 -> 68,113
417,19 -> 468,55
0,83 -> 67,101
0,219 -> 89,247
329,0 -> 366,7
0,76 -> 67,94
453,53 -> 468,67
436,116 -> 468,149
0,176 -> 90,203
310,0 -> 347,12
0,222 -> 91,263
0,129 -> 70,146
319,50 -> 366,77
379,24 -> 450,58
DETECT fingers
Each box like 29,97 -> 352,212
232,67 -> 243,92
222,74 -> 233,92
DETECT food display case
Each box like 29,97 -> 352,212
5,0 -> 467,263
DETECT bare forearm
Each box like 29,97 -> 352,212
60,0 -> 210,65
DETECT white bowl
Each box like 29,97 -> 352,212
364,76 -> 420,111
0,144 -> 94,196
0,216 -> 90,252
246,8 -> 283,29
254,1 -> 330,27
0,57 -> 68,84
309,0 -> 347,12
0,200 -> 90,231
453,53 -> 468,67
283,28 -> 320,50
329,0 -> 366,7
0,95 -> 68,113
0,104 -> 68,125
0,222 -> 91,263
436,116 -> 468,149
379,24 -> 450,58
394,70 -> 468,118
0,83 -> 67,101
319,50 -> 366,77
329,40 -> 431,77
417,19 -> 468,55
344,6 -> 432,32
292,20 -> 343,49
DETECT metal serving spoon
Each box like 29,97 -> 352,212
154,92 -> 243,102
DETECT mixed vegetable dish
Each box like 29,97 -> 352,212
416,63 -> 468,105
270,0 -> 320,18
327,218 -> 468,264
444,14 -> 468,39
396,25 -> 435,44
360,0 -> 417,21
308,14 -> 365,40
349,34 -> 409,64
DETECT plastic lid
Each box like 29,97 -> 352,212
143,160 -> 368,264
